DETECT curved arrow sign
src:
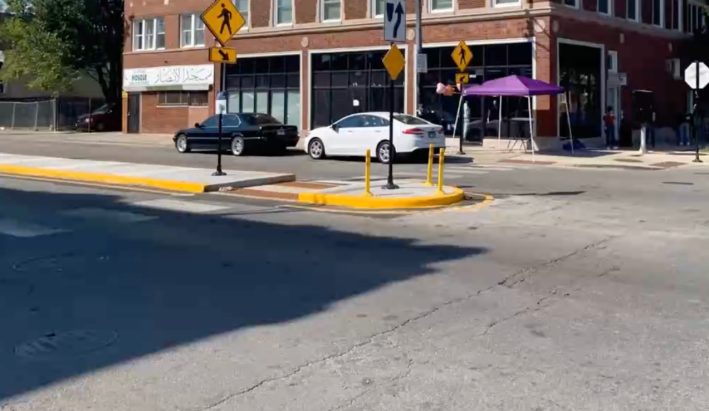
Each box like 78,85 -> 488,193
384,0 -> 406,43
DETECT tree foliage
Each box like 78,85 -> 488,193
0,0 -> 124,102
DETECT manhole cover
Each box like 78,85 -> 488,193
15,330 -> 118,360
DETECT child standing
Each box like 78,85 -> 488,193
604,106 -> 617,149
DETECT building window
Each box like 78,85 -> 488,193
563,0 -> 578,7
421,42 -> 532,138
607,51 -> 618,72
688,3 -> 706,33
559,43 -> 602,139
431,0 -> 453,12
225,55 -> 301,130
181,14 -> 205,47
133,18 -> 165,51
598,0 -> 611,14
158,91 -> 209,106
653,0 -> 664,26
311,50 -> 405,128
627,0 -> 639,20
494,0 -> 520,6
234,0 -> 249,28
275,0 -> 293,25
372,0 -> 385,16
322,0 -> 341,21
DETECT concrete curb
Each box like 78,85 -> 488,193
296,186 -> 466,209
0,164 -> 294,193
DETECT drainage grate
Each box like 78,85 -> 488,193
15,330 -> 118,360
662,181 -> 694,186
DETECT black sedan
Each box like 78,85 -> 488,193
173,113 -> 299,156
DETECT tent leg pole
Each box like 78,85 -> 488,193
528,96 -> 535,163
452,92 -> 464,150
567,94 -> 574,154
498,96 -> 502,149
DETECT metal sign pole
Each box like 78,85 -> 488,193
384,43 -> 399,190
694,60 -> 703,163
213,63 -> 227,176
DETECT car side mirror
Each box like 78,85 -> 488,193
194,122 -> 201,128
332,124 -> 339,132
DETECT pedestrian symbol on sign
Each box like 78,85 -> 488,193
219,3 -> 232,35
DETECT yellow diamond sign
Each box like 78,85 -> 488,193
201,0 -> 245,46
452,40 -> 473,72
382,45 -> 405,80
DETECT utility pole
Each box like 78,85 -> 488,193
415,0 -> 423,117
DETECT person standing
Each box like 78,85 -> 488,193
603,106 -> 617,149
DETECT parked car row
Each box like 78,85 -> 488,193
173,112 -> 446,164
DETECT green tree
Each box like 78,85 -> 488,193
0,0 -> 124,103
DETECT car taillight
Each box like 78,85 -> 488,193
402,128 -> 425,135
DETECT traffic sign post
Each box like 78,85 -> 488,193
201,0 -> 245,176
685,61 -> 708,163
383,0 -> 406,43
452,40 -> 473,154
382,45 -> 405,190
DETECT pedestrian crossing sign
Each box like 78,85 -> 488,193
201,0 -> 245,46
452,41 -> 473,72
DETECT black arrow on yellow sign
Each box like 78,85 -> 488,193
209,47 -> 237,64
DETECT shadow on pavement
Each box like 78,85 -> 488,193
0,186 -> 487,401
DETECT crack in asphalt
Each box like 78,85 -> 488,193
196,237 -> 615,410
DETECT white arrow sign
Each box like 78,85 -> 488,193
685,62 -> 709,90
383,0 -> 406,43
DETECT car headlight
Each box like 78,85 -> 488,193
84,118 -> 91,123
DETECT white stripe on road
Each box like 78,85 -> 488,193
61,208 -> 156,223
131,199 -> 230,214
0,219 -> 67,238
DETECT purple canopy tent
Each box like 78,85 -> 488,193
457,75 -> 573,160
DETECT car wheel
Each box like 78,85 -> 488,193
175,134 -> 190,153
308,138 -> 325,160
231,136 -> 246,156
377,141 -> 394,164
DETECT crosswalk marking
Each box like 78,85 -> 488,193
0,219 -> 66,238
61,208 -> 156,223
132,199 -> 230,214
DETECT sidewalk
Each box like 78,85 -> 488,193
0,153 -> 294,193
444,138 -> 707,169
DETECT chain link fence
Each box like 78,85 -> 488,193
0,97 -> 106,131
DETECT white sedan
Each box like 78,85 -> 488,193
304,112 -> 445,164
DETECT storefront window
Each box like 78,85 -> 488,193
311,50 -> 405,128
420,42 -> 533,140
226,55 -> 301,130
559,43 -> 602,138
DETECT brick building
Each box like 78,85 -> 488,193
123,0 -> 707,147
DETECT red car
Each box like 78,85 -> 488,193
75,104 -> 121,132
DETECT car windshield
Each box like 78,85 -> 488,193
92,104 -> 111,115
394,115 -> 429,125
241,114 -> 282,126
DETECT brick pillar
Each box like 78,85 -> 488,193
535,21 -> 557,138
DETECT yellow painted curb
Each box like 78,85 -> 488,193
297,187 -> 465,209
0,164 -> 206,193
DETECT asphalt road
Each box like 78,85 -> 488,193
1,133 -> 709,410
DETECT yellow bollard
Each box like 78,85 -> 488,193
437,147 -> 446,195
424,143 -> 434,186
364,149 -> 373,197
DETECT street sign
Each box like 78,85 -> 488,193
201,0 -> 245,46
455,73 -> 469,84
383,0 -> 406,43
382,45 -> 405,80
685,62 -> 709,90
451,41 -> 472,72
416,53 -> 428,74
209,47 -> 237,64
